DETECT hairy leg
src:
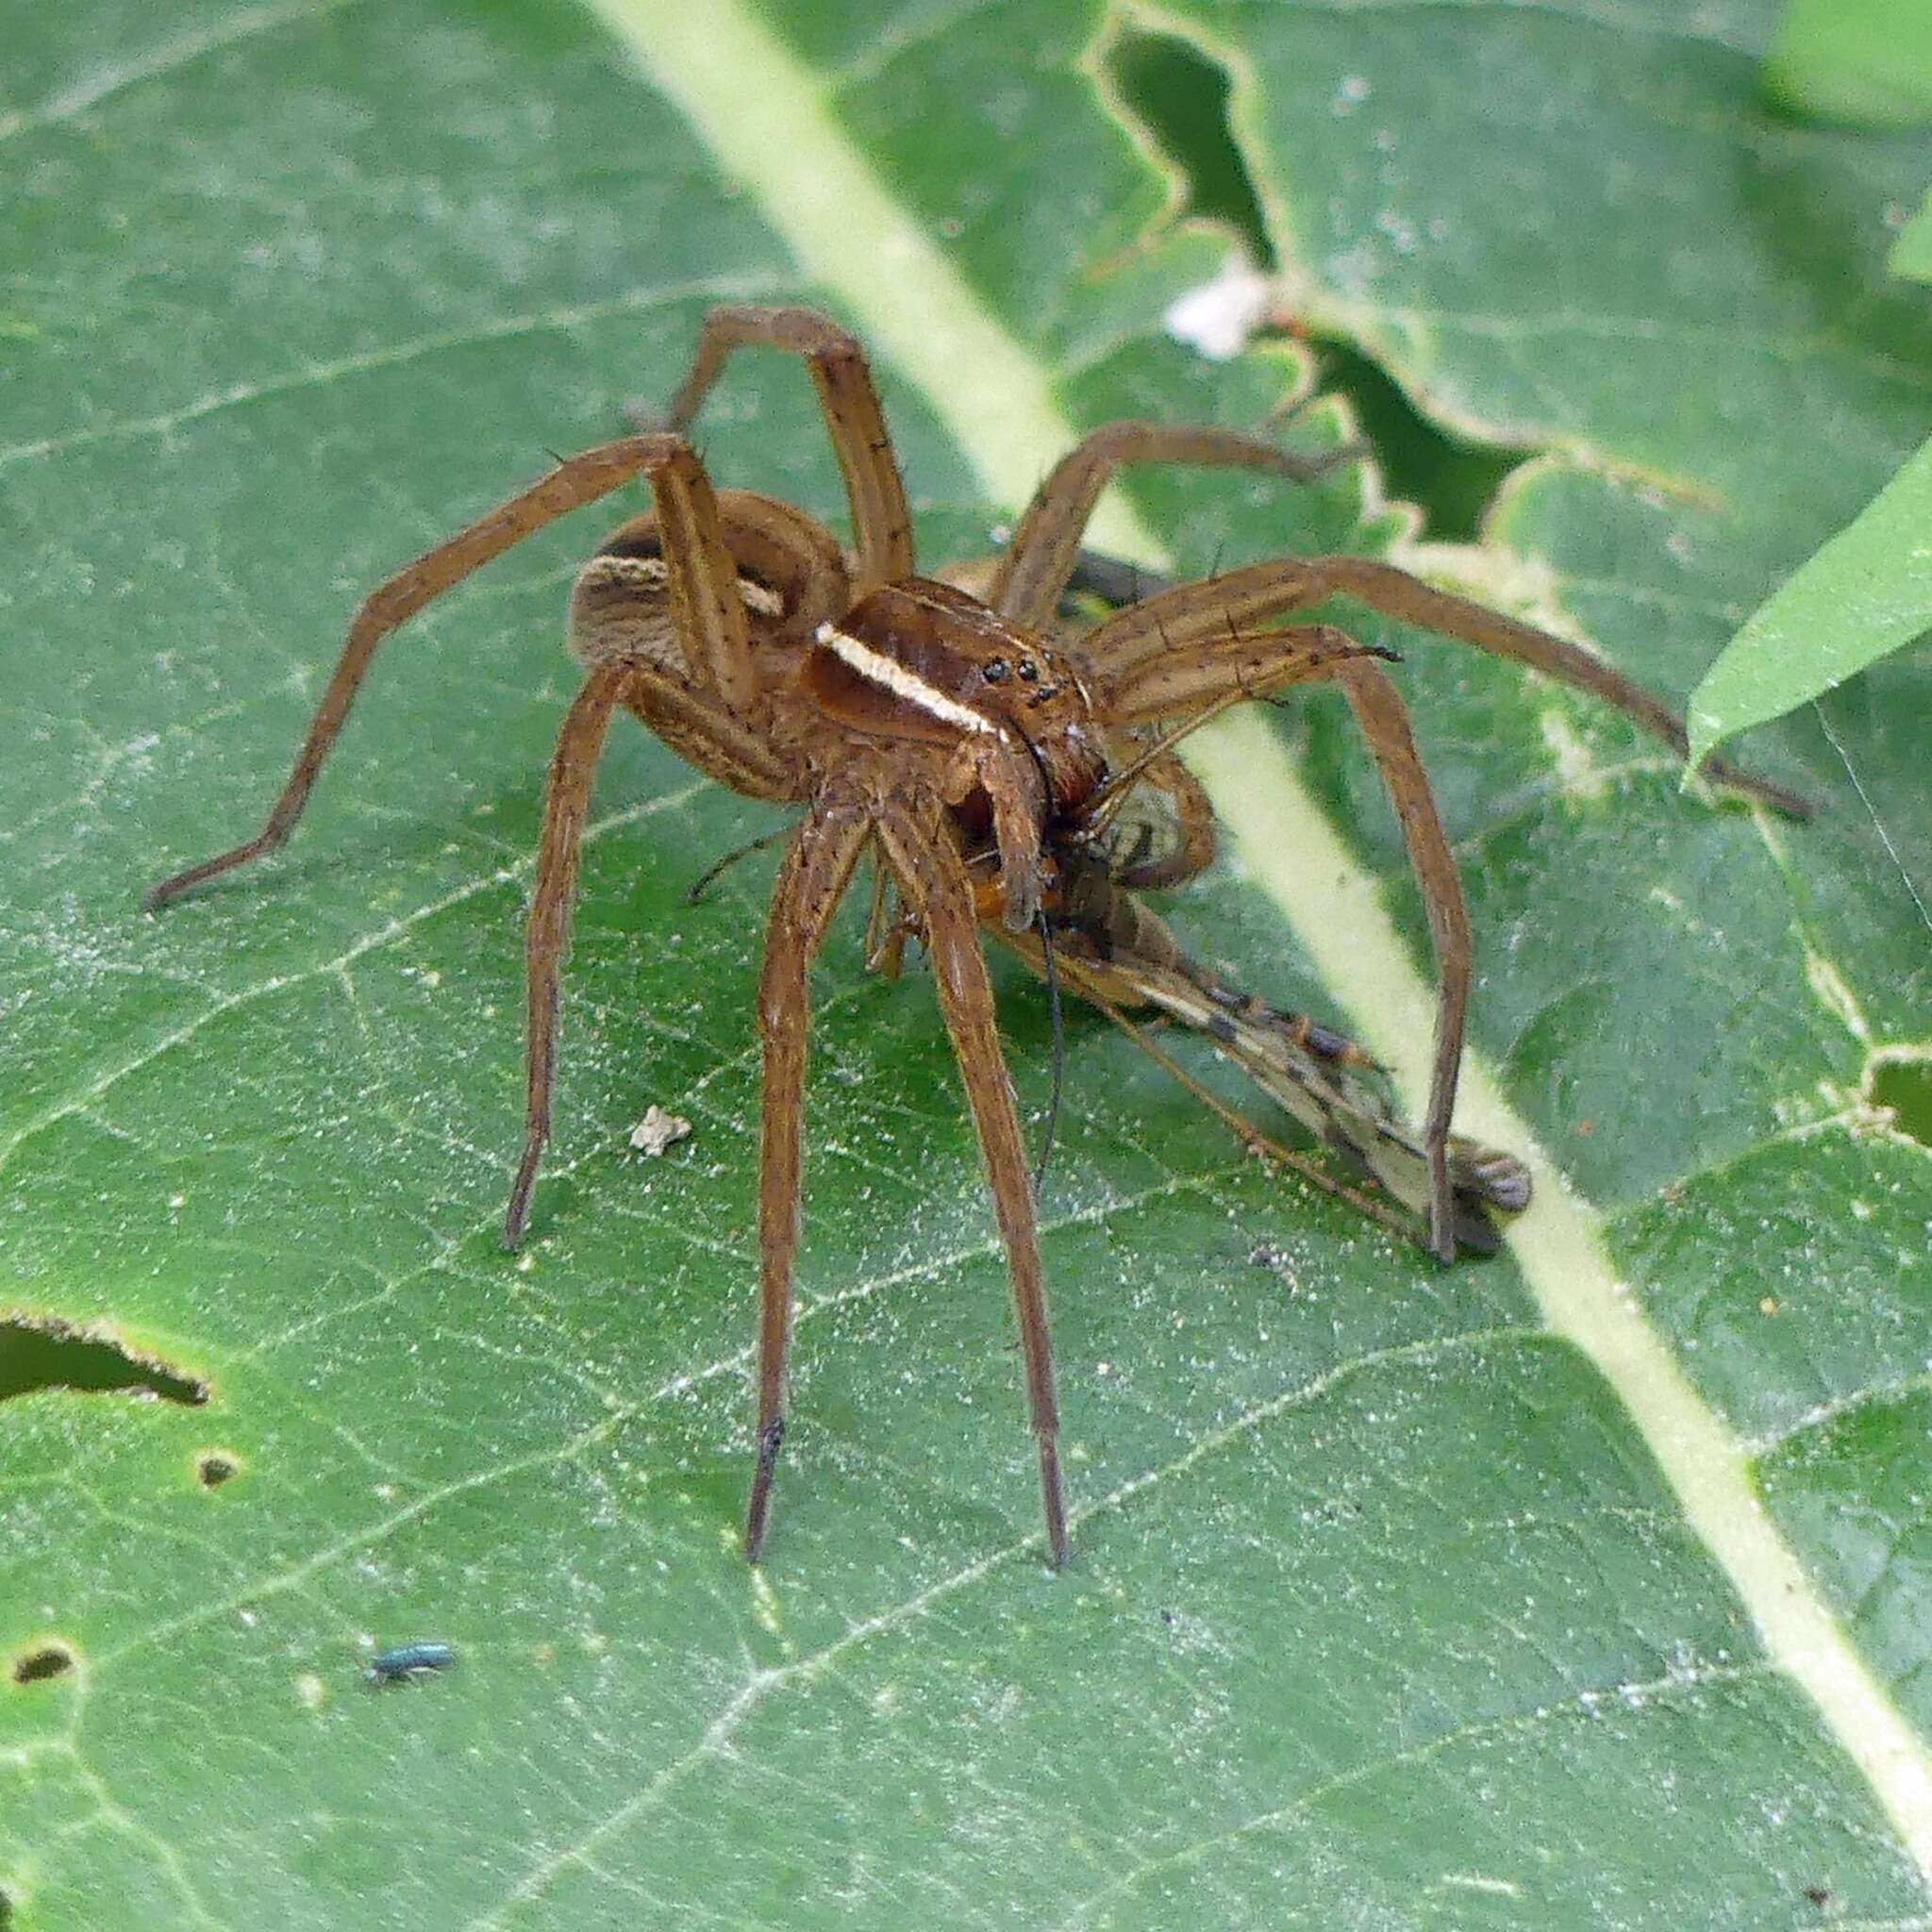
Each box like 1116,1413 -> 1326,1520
503,660 -> 635,1248
744,797 -> 872,1562
146,435 -> 758,908
876,801 -> 1071,1567
1076,554 -> 1807,814
660,304 -> 915,591
990,421 -> 1359,631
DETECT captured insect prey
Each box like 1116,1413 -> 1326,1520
143,305 -> 1807,1570
981,841 -> 1531,1258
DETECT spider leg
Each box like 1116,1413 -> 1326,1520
874,800 -> 1070,1569
1094,620 -> 1472,1259
1094,621 -> 1391,727
745,797 -> 873,1564
659,304 -> 915,592
1328,657 -> 1468,1261
989,422 -> 1360,631
146,435 -> 759,908
1306,556 -> 1811,814
503,661 -> 633,1247
1076,555 -> 1808,816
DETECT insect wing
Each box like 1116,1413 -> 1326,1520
1104,958 -> 1528,1254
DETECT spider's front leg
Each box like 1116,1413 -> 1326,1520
1083,607 -> 1474,1259
988,421 -> 1362,630
1072,542 -> 1811,1253
1078,554 -> 1810,817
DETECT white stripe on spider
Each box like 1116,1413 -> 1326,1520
814,623 -> 999,736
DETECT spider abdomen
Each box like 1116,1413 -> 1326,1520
569,491 -> 848,674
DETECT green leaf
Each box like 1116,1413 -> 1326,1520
1687,437 -> 1932,768
1763,0 -> 1932,127
1893,188 -> 1932,280
4,2 -> 1932,1928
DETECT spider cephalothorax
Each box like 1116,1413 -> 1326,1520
146,304 -> 1805,1569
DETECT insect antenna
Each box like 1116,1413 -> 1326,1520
686,821 -> 795,905
1032,907 -> 1066,1193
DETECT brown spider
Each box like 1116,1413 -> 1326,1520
145,305 -> 1806,1569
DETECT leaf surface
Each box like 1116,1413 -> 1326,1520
3,3 -> 1931,1928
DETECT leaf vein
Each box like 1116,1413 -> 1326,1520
0,274 -> 789,473
0,782 -> 706,1184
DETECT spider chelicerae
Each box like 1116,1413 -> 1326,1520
146,305 -> 1805,1567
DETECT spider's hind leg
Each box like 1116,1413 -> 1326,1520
989,420 -> 1361,629
876,800 -> 1071,1569
504,661 -> 633,1248
654,304 -> 916,592
145,435 -> 758,908
744,798 -> 873,1563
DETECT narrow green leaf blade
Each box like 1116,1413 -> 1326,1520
1892,189 -> 1932,280
1763,0 -> 1932,126
1686,437 -> 1932,767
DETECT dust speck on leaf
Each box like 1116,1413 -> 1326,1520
630,1105 -> 693,1156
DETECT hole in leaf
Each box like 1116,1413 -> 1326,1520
0,1318 -> 208,1407
197,1451 -> 240,1489
1310,340 -> 1528,541
1108,26 -> 1273,261
1871,1059 -> 1932,1145
11,1644 -> 75,1687
1103,25 -> 1533,540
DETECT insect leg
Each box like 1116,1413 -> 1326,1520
995,878 -> 1527,1255
1092,621 -> 1468,1257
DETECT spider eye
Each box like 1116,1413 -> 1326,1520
1017,659 -> 1039,681
983,658 -> 1009,683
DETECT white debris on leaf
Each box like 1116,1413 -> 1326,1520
629,1106 -> 692,1157
1163,257 -> 1272,361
